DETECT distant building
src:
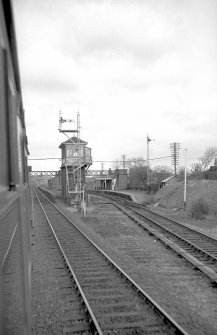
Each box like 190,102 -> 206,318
209,158 -> 217,180
48,171 -> 61,190
160,175 -> 176,188
94,169 -> 128,190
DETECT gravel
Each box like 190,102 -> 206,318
55,195 -> 217,335
32,190 -> 217,335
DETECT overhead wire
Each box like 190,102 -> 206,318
28,155 -> 172,162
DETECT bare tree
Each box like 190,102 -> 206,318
127,157 -> 146,168
128,166 -> 147,189
152,165 -> 173,174
190,146 -> 217,176
112,159 -> 122,170
126,157 -> 147,189
199,146 -> 217,171
191,162 -> 203,174
152,165 -> 173,182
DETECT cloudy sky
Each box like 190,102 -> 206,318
12,0 -> 217,171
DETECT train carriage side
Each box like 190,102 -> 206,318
0,0 -> 32,334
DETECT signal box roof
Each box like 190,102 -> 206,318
59,136 -> 88,148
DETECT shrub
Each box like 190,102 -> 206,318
189,198 -> 209,219
146,183 -> 160,194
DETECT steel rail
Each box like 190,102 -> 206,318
92,192 -> 217,252
34,189 -> 104,335
109,194 -> 217,243
90,191 -> 217,248
120,203 -> 217,259
36,187 -> 190,335
1,225 -> 17,267
93,192 -> 217,284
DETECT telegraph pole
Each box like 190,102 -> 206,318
122,154 -> 126,169
170,142 -> 180,175
184,148 -> 187,210
147,135 -> 151,185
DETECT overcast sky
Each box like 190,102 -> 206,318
13,0 -> 217,171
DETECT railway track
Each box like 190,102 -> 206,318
35,187 -> 190,335
90,191 -> 217,286
2,224 -> 24,333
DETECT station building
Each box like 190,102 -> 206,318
93,169 -> 128,190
